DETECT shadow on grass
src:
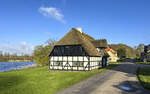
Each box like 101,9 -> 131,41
140,82 -> 150,90
0,75 -> 26,92
137,67 -> 150,76
137,67 -> 150,90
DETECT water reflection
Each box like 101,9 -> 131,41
0,62 -> 36,72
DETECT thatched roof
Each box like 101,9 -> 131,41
82,33 -> 95,41
92,39 -> 108,48
55,28 -> 101,56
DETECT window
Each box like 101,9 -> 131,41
61,46 -> 65,55
97,61 -> 101,66
51,45 -> 87,56
65,46 -> 70,55
79,62 -> 84,66
72,61 -> 84,67
72,61 -> 78,66
53,62 -> 63,66
99,49 -> 104,54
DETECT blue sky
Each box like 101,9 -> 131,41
0,0 -> 150,55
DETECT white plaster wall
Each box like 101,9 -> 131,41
107,58 -> 110,66
68,56 -> 72,61
63,56 -> 67,61
51,66 -> 90,71
51,56 -> 88,61
50,56 -> 102,70
90,57 -> 102,70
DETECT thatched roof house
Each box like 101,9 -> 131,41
49,28 -> 109,71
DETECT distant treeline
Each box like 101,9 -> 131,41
109,44 -> 144,59
0,56 -> 33,62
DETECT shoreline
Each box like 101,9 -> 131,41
0,60 -> 33,63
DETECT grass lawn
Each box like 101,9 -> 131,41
135,62 -> 150,65
0,63 -> 119,94
137,67 -> 150,90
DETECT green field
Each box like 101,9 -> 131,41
137,67 -> 150,90
0,64 -> 119,94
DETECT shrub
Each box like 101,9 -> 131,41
33,39 -> 56,66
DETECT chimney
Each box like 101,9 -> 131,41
77,27 -> 82,33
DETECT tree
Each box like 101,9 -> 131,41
33,39 -> 56,66
117,48 -> 126,59
135,44 -> 144,58
12,53 -> 17,57
0,51 -> 3,56
109,44 -> 136,58
45,38 -> 57,46
4,52 -> 10,56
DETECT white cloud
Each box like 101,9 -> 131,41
2,40 -> 10,44
0,42 -> 34,56
39,6 -> 66,23
20,41 -> 27,46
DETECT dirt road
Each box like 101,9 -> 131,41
57,62 -> 150,94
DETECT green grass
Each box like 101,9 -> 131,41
109,62 -> 122,64
0,64 -> 119,94
135,62 -> 150,65
137,67 -> 150,90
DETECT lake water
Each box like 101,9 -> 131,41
0,62 -> 37,72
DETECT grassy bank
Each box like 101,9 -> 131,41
137,67 -> 150,90
0,56 -> 33,62
136,62 -> 150,65
0,63 -> 119,94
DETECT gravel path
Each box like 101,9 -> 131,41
56,62 -> 150,94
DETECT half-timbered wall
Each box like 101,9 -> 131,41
49,45 -> 102,71
89,57 -> 102,70
49,56 -> 102,71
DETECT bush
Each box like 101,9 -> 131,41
117,48 -> 126,59
33,39 -> 56,66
